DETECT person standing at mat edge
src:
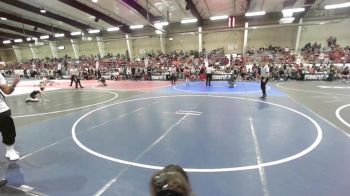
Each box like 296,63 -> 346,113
170,65 -> 177,85
206,65 -> 213,86
73,66 -> 84,88
68,65 -> 75,87
0,73 -> 20,161
260,64 -> 270,98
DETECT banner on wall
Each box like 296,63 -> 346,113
303,73 -> 329,80
212,74 -> 232,80
151,75 -> 167,80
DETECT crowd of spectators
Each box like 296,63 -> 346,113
0,37 -> 349,82
301,36 -> 350,64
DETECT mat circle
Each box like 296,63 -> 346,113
72,95 -> 322,173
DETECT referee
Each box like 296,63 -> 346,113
206,65 -> 213,86
260,64 -> 270,98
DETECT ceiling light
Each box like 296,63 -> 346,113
282,8 -> 305,15
40,35 -> 49,40
107,27 -> 120,32
210,15 -> 229,20
92,0 -> 98,3
181,18 -> 198,24
88,29 -> 100,34
130,25 -> 144,29
169,38 -> 173,41
71,31 -> 82,36
40,9 -> 46,13
154,22 -> 169,28
26,38 -> 32,41
54,33 -> 65,38
58,46 -> 65,50
325,2 -> 350,9
14,39 -> 23,43
0,17 -> 7,21
279,17 -> 295,24
155,30 -> 163,35
245,11 -> 266,17
3,40 -> 11,44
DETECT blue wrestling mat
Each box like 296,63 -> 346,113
171,81 -> 285,96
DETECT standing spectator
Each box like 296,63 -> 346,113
0,74 -> 20,160
147,65 -> 152,80
57,61 -> 63,79
199,65 -> 205,81
260,64 -> 270,98
97,68 -> 102,80
170,65 -> 177,85
131,66 -> 136,80
184,66 -> 190,85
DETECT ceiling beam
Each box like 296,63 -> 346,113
0,31 -> 27,40
58,0 -> 130,33
185,0 -> 203,26
1,0 -> 93,30
0,23 -> 44,38
0,11 -> 71,36
245,0 -> 252,12
283,0 -> 298,8
203,0 -> 212,17
296,0 -> 317,20
120,0 -> 161,23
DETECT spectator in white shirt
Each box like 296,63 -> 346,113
260,64 -> 270,98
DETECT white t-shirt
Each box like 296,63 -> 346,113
0,74 -> 9,113
206,67 -> 213,74
73,68 -> 79,76
171,67 -> 177,75
261,65 -> 270,78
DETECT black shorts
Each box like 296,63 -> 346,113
30,91 -> 39,99
0,109 -> 11,118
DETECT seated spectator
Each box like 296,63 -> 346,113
340,66 -> 349,80
150,164 -> 193,196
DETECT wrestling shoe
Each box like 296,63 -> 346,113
5,146 -> 20,161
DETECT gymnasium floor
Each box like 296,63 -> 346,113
0,79 -> 350,196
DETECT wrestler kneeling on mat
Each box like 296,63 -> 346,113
97,76 -> 107,86
228,71 -> 237,88
25,87 -> 46,102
